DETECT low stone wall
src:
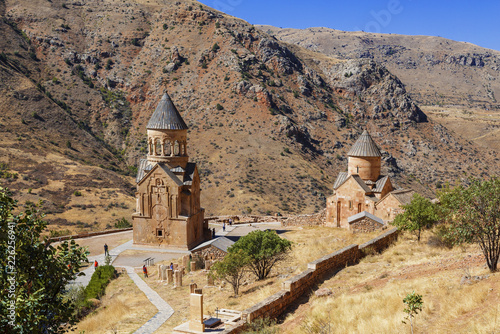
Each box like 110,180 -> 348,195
48,227 -> 133,243
205,215 -> 281,224
223,228 -> 399,331
281,209 -> 326,227
359,227 -> 399,254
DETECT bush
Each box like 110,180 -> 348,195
216,103 -> 224,110
84,265 -> 116,302
114,217 -> 132,228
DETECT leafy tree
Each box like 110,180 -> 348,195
0,187 -> 88,333
393,193 -> 438,241
439,177 -> 500,272
230,230 -> 292,280
209,249 -> 250,296
402,291 -> 423,334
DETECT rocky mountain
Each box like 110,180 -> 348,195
259,25 -> 500,108
258,25 -> 500,151
0,0 -> 498,230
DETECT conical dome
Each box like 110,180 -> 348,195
147,93 -> 188,130
347,130 -> 381,157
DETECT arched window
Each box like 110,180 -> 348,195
148,139 -> 153,155
164,140 -> 171,156
180,141 -> 185,156
174,140 -> 180,156
155,138 -> 161,156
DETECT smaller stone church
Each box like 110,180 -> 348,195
326,130 -> 415,229
132,93 -> 211,249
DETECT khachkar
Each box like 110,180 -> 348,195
132,93 -> 211,249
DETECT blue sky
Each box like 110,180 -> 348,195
198,0 -> 500,51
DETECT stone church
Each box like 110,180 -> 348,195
132,93 -> 211,249
326,130 -> 415,229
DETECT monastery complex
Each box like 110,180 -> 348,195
131,93 -> 415,250
326,130 -> 414,229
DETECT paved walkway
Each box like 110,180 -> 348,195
123,266 -> 175,334
71,240 -> 134,287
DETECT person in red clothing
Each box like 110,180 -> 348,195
143,265 -> 148,278
94,260 -> 98,271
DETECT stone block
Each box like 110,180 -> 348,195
174,270 -> 182,287
207,274 -> 214,286
189,292 -> 205,332
167,268 -> 173,284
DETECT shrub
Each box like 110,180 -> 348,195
216,103 -> 224,110
84,265 -> 116,301
114,217 -> 132,228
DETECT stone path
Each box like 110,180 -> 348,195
71,240 -> 133,287
123,266 -> 175,334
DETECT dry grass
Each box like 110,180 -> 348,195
72,269 -> 157,333
281,231 -> 500,334
125,227 -> 378,332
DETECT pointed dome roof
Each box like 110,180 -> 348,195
347,130 -> 382,157
147,93 -> 188,130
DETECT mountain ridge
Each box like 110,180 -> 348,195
0,0 -> 497,231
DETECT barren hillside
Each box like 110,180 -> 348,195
0,0 -> 498,231
258,25 -> 500,152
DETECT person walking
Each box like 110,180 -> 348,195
143,265 -> 148,278
222,222 -> 226,232
104,243 -> 109,256
94,260 -> 98,271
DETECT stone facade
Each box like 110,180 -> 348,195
349,217 -> 384,233
132,93 -> 211,250
193,245 -> 227,261
326,131 -> 413,227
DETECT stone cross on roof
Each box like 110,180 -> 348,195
147,93 -> 188,130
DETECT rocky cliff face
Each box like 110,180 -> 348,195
260,26 -> 500,109
1,0 -> 498,222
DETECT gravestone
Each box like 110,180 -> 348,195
183,255 -> 189,268
207,274 -> 214,286
174,270 -> 182,287
190,283 -> 197,293
157,264 -> 162,279
167,268 -> 173,284
190,261 -> 197,272
189,290 -> 205,332
205,260 -> 212,270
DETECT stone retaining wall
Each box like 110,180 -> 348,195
222,228 -> 399,333
48,227 -> 133,243
281,209 -> 326,227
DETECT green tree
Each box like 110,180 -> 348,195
402,291 -> 423,334
210,249 -> 250,296
230,230 -> 292,280
0,187 -> 88,333
393,193 -> 438,241
439,177 -> 500,272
